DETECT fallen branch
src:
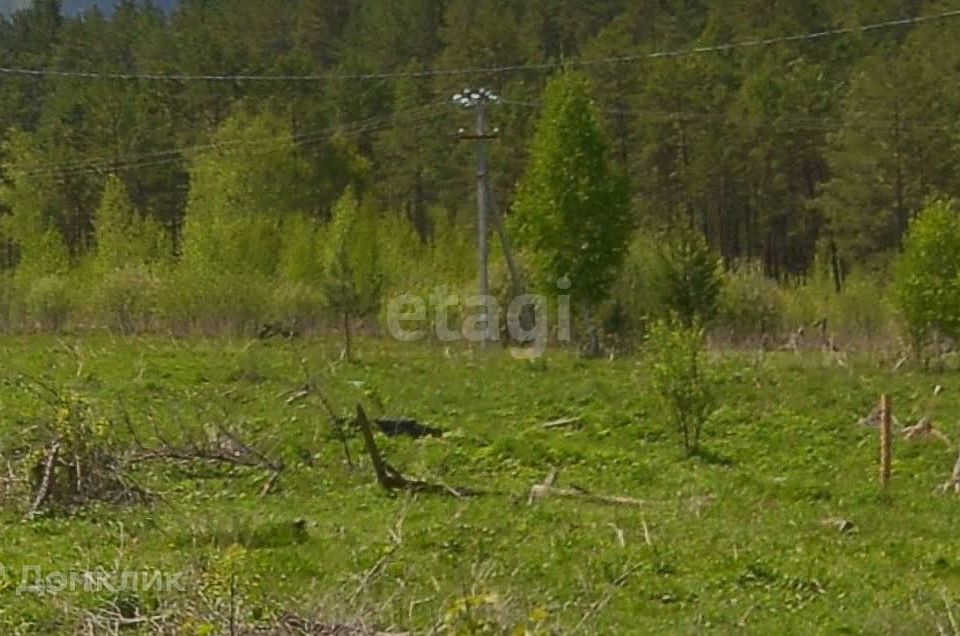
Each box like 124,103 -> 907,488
527,469 -> 646,507
542,417 -> 583,431
942,448 -> 960,494
903,417 -> 953,447
356,405 -> 481,498
859,405 -> 902,430
280,359 -> 357,468
24,436 -> 61,520
125,419 -> 284,498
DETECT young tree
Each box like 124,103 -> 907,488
322,189 -> 384,361
93,175 -> 166,271
892,199 -> 960,353
180,110 -> 312,278
0,130 -> 71,278
647,319 -> 716,456
649,227 -> 724,328
512,70 -> 631,352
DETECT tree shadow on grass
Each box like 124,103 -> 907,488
689,447 -> 736,467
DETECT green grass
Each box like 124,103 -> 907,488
0,336 -> 959,633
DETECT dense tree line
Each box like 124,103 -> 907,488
1,0 -> 959,293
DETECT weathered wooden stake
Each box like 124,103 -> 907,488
880,395 -> 892,488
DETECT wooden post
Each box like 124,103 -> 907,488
880,395 -> 892,488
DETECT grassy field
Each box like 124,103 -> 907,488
0,336 -> 959,634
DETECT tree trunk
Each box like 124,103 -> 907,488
582,303 -> 601,358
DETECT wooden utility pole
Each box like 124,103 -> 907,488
454,88 -> 501,347
880,395 -> 892,488
474,100 -> 490,344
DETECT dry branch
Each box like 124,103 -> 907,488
542,417 -> 583,431
527,469 -> 646,507
24,436 -> 61,520
942,448 -> 960,494
125,419 -> 284,497
356,405 -> 480,497
902,417 -> 953,447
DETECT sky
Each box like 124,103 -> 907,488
1,0 -> 177,16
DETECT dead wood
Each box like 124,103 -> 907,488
902,416 -> 953,447
527,469 -> 646,507
356,405 -> 481,497
296,378 -> 355,470
942,448 -> 960,494
542,417 -> 583,431
24,436 -> 61,520
125,417 -> 284,498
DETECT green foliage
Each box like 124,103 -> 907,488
268,282 -> 325,334
92,265 -> 159,334
817,23 -> 960,265
180,110 -> 310,279
717,262 -> 785,340
649,228 -> 724,328
0,131 -> 78,277
156,268 -> 271,337
23,274 -> 74,332
892,199 -> 960,349
512,70 -> 632,311
646,319 -> 716,455
93,175 -> 167,271
0,1 -> 959,345
278,214 -> 324,286
322,189 -> 385,332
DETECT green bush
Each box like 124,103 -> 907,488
156,269 -> 270,336
93,265 -> 159,334
646,319 -> 716,455
23,274 -> 74,332
716,261 -> 784,340
892,199 -> 960,350
827,272 -> 891,341
269,282 -> 325,334
609,232 -> 659,340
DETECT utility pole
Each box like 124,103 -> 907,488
453,88 -> 500,346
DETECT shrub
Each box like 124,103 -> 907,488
268,282 -> 325,334
23,274 -> 73,331
717,261 -> 784,340
646,319 -> 716,455
609,232 -> 660,341
156,268 -> 270,336
827,272 -> 891,341
93,265 -> 159,334
892,199 -> 960,350
94,175 -> 168,271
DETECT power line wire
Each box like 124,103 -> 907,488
500,98 -> 959,133
1,9 -> 958,82
11,104 -> 446,178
